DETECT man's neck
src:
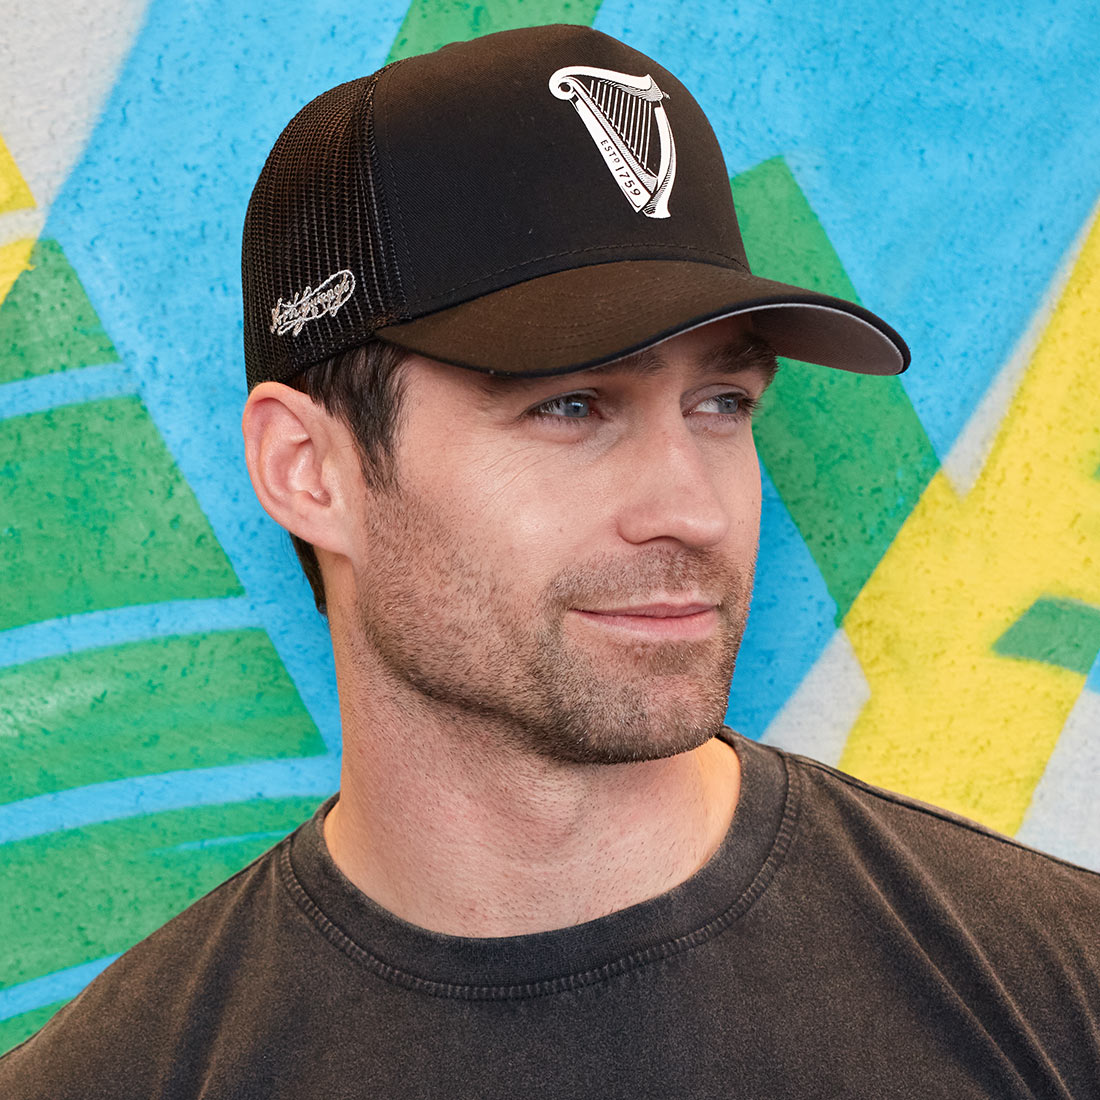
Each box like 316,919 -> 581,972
322,652 -> 741,938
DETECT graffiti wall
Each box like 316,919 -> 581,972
2,0 -> 1098,1054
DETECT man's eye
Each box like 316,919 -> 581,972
534,394 -> 592,419
695,392 -> 758,417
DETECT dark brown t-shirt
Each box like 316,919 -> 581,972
3,731 -> 1098,1098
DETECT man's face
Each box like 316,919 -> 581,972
346,316 -> 773,765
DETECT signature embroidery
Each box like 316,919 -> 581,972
270,269 -> 356,336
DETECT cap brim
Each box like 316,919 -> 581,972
378,259 -> 909,377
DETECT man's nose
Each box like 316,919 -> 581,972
613,421 -> 734,549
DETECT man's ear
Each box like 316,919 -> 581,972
241,382 -> 360,558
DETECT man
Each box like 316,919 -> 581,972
3,23 -> 1097,1099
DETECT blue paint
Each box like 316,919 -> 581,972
166,829 -> 291,852
0,955 -> 120,1019
0,757 -> 339,845
0,598 -> 263,669
725,465 -> 836,738
1086,648 -> 1100,695
596,0 -> 1100,461
43,0 -> 411,753
0,363 -> 136,420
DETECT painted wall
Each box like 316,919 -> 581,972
2,0 -> 1099,1054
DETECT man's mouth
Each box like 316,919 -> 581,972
580,601 -> 716,617
571,600 -> 719,640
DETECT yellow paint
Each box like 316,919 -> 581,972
0,238 -> 35,309
0,133 -> 35,215
841,206 -> 1100,835
0,133 -> 36,307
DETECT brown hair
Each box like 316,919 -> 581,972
284,339 -> 411,615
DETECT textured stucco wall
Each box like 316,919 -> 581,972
2,0 -> 1099,1053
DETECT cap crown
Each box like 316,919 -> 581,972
242,24 -> 746,388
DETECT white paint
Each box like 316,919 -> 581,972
0,207 -> 43,250
940,196 -> 1100,495
0,0 -> 149,215
1016,686 -> 1100,873
760,628 -> 870,767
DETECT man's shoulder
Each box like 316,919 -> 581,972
767,739 -> 1100,938
0,826 -> 301,1099
790,744 -> 1097,866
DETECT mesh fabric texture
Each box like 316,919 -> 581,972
242,67 -> 408,390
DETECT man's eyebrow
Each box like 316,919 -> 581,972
595,334 -> 781,387
466,333 -> 781,399
694,335 -> 780,387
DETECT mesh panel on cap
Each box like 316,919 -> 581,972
242,67 -> 409,390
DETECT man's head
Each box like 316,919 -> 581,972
245,315 -> 774,764
240,24 -> 908,761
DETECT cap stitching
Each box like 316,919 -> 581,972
359,73 -> 391,323
375,59 -> 419,302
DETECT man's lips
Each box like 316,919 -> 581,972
579,602 -> 715,617
571,602 -> 719,639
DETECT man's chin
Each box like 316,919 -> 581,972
522,688 -> 730,767
520,621 -> 740,764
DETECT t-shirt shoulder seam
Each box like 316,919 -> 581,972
787,749 -> 1100,883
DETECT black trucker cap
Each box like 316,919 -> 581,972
242,24 -> 909,389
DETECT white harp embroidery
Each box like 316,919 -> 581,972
550,65 -> 677,218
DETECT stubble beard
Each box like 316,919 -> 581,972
353,478 -> 755,767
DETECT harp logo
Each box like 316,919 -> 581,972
550,65 -> 677,219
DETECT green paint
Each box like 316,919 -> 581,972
993,597 -> 1100,675
733,157 -> 940,620
0,798 -> 322,991
0,396 -> 243,631
0,240 -> 118,382
0,1001 -> 66,1058
0,631 -> 326,802
387,0 -> 602,62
